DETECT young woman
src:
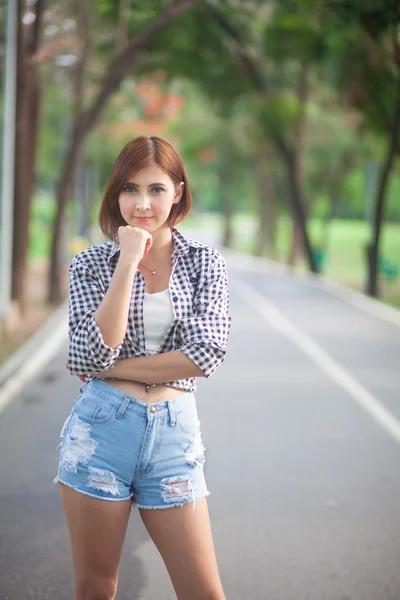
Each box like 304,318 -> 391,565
53,135 -> 231,600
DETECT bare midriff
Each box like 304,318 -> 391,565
99,259 -> 188,403
102,379 -> 187,403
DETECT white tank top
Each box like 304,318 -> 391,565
143,288 -> 174,352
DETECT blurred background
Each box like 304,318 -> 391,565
0,0 -> 399,359
1,3 -> 400,599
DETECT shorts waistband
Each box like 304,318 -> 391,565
81,379 -> 195,418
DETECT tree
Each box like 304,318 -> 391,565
305,0 -> 400,295
12,0 -> 45,316
49,0 -> 200,302
207,2 -> 319,272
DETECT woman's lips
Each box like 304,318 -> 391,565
135,217 -> 152,221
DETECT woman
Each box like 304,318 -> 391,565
53,135 -> 231,600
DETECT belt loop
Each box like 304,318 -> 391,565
167,400 -> 176,427
79,381 -> 88,394
116,395 -> 130,420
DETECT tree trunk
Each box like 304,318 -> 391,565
321,152 -> 352,253
221,203 -> 234,248
208,7 -> 316,272
287,223 -> 302,266
280,142 -> 317,273
218,139 -> 235,248
365,85 -> 400,297
48,0 -> 200,303
254,144 -> 276,257
12,0 -> 44,316
288,62 -> 309,267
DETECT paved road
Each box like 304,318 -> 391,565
1,247 -> 400,600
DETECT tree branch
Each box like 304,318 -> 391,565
71,0 -> 91,118
30,0 -> 45,55
116,0 -> 131,54
77,0 -> 200,141
392,26 -> 400,68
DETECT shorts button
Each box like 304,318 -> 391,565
150,406 -> 157,413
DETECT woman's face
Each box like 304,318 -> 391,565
118,163 -> 183,233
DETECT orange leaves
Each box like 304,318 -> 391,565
198,147 -> 216,162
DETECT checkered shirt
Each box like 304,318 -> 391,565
68,227 -> 231,393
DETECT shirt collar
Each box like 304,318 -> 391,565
106,226 -> 206,265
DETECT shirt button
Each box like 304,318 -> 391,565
150,406 -> 157,413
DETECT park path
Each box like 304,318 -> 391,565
0,236 -> 400,600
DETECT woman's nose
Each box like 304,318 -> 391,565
135,195 -> 151,210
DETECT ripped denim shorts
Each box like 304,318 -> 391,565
53,379 -> 210,510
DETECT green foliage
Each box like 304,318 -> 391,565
326,0 -> 400,38
22,0 -> 400,295
310,0 -> 400,137
135,3 -> 254,113
257,93 -> 299,136
36,83 -> 70,189
264,10 -> 324,63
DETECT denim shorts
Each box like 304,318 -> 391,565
53,379 -> 210,510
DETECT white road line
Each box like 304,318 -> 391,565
234,278 -> 400,445
0,315 -> 68,415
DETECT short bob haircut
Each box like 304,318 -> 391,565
98,136 -> 192,241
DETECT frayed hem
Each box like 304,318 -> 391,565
52,478 -> 133,503
133,490 -> 210,511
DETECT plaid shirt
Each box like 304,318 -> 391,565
68,227 -> 231,393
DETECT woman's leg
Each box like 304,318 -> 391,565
139,497 -> 226,600
59,483 -> 132,600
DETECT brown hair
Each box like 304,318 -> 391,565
98,136 -> 192,240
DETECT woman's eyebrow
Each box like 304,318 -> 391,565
126,181 -> 166,187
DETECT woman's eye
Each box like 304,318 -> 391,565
123,185 -> 136,193
152,187 -> 164,193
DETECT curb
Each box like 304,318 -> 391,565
223,247 -> 400,328
1,241 -> 398,415
0,300 -> 69,415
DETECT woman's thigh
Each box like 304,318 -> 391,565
139,498 -> 226,600
59,484 -> 132,598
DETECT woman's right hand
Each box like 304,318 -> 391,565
117,225 -> 153,264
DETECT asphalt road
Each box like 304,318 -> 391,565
1,250 -> 400,600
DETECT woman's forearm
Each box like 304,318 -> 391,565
100,350 -> 204,383
93,259 -> 137,349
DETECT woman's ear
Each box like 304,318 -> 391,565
174,181 -> 184,203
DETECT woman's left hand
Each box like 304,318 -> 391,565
66,360 -> 89,382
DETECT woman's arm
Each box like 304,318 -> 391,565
94,249 -> 231,384
95,350 -> 204,383
69,227 -> 151,375
176,251 -> 231,378
93,258 -> 137,349
68,255 -> 137,375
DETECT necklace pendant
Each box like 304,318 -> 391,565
151,270 -> 157,275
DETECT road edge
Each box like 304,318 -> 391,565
1,242 -> 398,415
223,247 -> 400,328
0,300 -> 69,415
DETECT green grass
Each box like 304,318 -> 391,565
182,212 -> 400,308
28,203 -> 400,308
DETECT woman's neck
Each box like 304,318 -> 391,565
143,227 -> 173,264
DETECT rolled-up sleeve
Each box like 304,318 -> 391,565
177,252 -> 231,378
68,255 -> 123,375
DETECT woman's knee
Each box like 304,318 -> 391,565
75,576 -> 117,600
